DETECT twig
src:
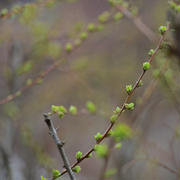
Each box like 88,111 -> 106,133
55,24 -> 170,179
115,4 -> 157,42
43,114 -> 76,180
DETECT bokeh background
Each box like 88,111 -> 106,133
0,0 -> 179,180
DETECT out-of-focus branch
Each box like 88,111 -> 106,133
43,114 -> 76,180
115,4 -> 157,42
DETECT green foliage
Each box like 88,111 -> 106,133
51,105 -> 67,118
69,105 -> 77,115
110,114 -> 118,123
97,24 -> 104,31
148,49 -> 155,57
72,166 -> 81,173
80,32 -> 88,40
124,102 -> 134,110
115,142 -> 122,149
112,123 -> 132,142
94,144 -> 108,158
48,42 -> 61,59
98,11 -> 110,23
26,78 -> 33,86
168,1 -> 180,12
113,12 -> 123,21
0,8 -> 8,16
143,62 -> 150,71
105,168 -> 117,178
126,85 -> 133,94
52,169 -> 61,178
137,80 -> 143,88
114,106 -> 121,113
88,23 -> 96,32
86,101 -> 96,114
41,176 -> 47,180
94,132 -> 103,142
75,151 -> 83,160
16,61 -> 33,75
159,25 -> 167,35
65,43 -> 73,52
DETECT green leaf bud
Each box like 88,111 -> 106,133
98,11 -> 110,23
124,103 -> 134,110
1,8 -> 8,16
72,166 -> 81,173
86,101 -> 96,114
80,32 -> 88,40
115,143 -> 122,149
126,85 -> 133,94
143,62 -> 150,71
94,144 -> 108,158
88,153 -> 92,158
75,151 -> 83,160
88,23 -> 95,32
159,26 -> 167,35
148,49 -> 155,57
110,114 -> 118,123
41,176 -> 47,180
52,169 -> 60,178
112,123 -> 132,142
69,105 -> 77,115
94,132 -> 103,142
65,43 -> 73,52
137,80 -> 143,88
115,106 -> 121,113
113,12 -> 123,21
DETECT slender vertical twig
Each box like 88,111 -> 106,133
43,114 -> 76,180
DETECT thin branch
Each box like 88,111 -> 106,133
43,114 -> 76,180
115,4 -> 157,42
55,24 -> 170,179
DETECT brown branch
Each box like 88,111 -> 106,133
44,114 -> 76,180
55,24 -> 170,179
115,4 -> 157,42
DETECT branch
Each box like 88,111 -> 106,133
115,4 -> 157,42
56,24 -> 170,179
43,114 -> 76,180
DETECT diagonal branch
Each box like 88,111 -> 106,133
43,114 -> 76,180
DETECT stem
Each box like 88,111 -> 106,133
56,24 -> 170,179
44,114 -> 76,180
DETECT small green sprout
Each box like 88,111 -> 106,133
94,144 -> 108,158
75,151 -> 83,160
105,168 -> 117,178
58,111 -> 64,119
52,169 -> 61,178
88,23 -> 95,32
80,32 -> 88,40
72,166 -> 81,173
69,105 -> 77,115
41,176 -> 47,180
1,8 -> 8,16
124,103 -> 134,110
94,132 -> 103,142
143,62 -> 150,71
113,12 -> 123,21
65,43 -> 73,52
110,114 -> 118,123
88,153 -> 92,158
112,123 -> 132,142
98,11 -> 110,23
126,85 -> 133,94
137,80 -> 143,88
159,26 -> 167,35
115,106 -> 121,113
148,49 -> 155,57
115,143 -> 122,149
86,101 -> 96,114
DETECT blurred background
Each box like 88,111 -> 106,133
0,0 -> 179,180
